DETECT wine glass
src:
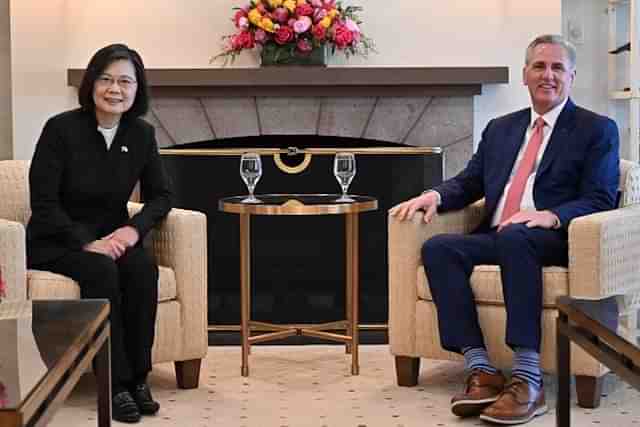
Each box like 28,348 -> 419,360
334,152 -> 356,202
240,152 -> 262,203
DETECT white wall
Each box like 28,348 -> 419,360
11,1 -> 561,160
562,0 -> 609,116
10,0 -> 76,160
0,0 -> 11,159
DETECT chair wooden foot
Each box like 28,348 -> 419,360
575,375 -> 604,408
175,359 -> 202,389
395,356 -> 420,387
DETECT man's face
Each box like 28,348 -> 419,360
523,43 -> 575,115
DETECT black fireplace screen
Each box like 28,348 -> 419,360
160,135 -> 442,326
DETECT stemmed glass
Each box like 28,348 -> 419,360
334,152 -> 356,202
240,152 -> 262,203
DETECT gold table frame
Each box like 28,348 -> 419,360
219,194 -> 378,377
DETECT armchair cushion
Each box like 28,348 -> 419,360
417,265 -> 569,307
28,265 -> 177,302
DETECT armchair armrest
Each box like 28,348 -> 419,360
0,218 -> 27,301
569,205 -> 640,298
388,200 -> 484,355
128,202 -> 208,359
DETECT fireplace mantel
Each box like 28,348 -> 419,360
67,66 -> 509,97
67,66 -> 509,179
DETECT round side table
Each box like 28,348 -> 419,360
219,194 -> 378,377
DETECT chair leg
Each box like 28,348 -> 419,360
575,375 -> 604,408
175,359 -> 202,389
395,356 -> 420,387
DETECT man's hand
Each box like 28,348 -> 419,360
104,226 -> 140,248
388,191 -> 439,224
83,239 -> 127,260
498,210 -> 559,232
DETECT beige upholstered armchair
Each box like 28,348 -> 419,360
388,159 -> 640,408
0,160 -> 208,389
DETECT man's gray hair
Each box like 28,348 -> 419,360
525,34 -> 576,69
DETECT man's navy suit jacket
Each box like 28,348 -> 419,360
433,98 -> 620,232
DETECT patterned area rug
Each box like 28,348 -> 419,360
51,345 -> 640,426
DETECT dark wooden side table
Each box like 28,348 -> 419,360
0,300 -> 111,427
219,194 -> 378,377
556,294 -> 640,427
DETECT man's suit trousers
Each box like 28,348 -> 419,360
32,245 -> 159,387
421,223 -> 568,353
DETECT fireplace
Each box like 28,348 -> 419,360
162,135 -> 441,328
67,66 -> 509,335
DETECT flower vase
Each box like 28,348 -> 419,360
260,43 -> 327,66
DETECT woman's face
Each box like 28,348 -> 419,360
92,59 -> 137,126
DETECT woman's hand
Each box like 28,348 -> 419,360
83,239 -> 127,260
104,226 -> 140,248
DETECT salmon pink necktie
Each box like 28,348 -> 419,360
500,117 -> 546,223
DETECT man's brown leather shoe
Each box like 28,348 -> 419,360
479,377 -> 548,425
451,369 -> 506,417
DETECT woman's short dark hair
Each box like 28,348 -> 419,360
78,43 -> 149,119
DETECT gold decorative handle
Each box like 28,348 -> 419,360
273,152 -> 313,174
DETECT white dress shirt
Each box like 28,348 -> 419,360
489,98 -> 568,227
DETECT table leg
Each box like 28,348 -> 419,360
240,213 -> 251,377
345,215 -> 353,355
556,313 -> 570,427
95,323 -> 112,427
346,213 -> 359,375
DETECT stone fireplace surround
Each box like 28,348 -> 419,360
68,66 -> 509,179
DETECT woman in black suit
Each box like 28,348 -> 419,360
27,44 -> 172,424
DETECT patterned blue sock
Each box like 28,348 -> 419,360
461,346 -> 498,374
512,347 -> 542,388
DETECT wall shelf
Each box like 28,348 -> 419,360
608,0 -> 640,161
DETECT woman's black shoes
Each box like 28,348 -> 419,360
112,384 -> 159,423
131,383 -> 160,415
112,391 -> 141,423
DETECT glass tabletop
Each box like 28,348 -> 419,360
222,193 -> 376,205
0,299 -> 108,410
557,294 -> 640,350
219,193 -> 378,215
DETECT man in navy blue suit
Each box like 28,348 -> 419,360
390,34 -> 619,425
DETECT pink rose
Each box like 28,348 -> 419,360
310,0 -> 323,7
238,17 -> 249,30
295,3 -> 314,16
231,31 -> 255,50
323,0 -> 336,7
332,24 -> 354,48
288,18 -> 297,27
234,9 -> 247,27
296,38 -> 313,54
345,18 -> 360,34
313,8 -> 327,23
254,29 -> 268,43
293,16 -> 312,33
311,24 -> 326,41
274,26 -> 294,44
273,7 -> 289,23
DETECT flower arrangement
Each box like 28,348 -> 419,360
212,0 -> 375,65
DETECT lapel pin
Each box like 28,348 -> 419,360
121,146 -> 129,153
